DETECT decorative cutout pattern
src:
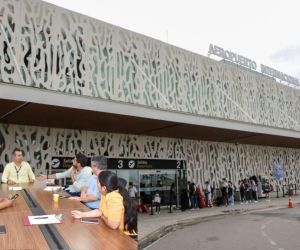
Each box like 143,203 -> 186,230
0,124 -> 52,173
1,123 -> 300,189
0,0 -> 299,131
0,0 -> 21,84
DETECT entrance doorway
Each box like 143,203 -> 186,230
107,158 -> 187,208
139,169 -> 186,207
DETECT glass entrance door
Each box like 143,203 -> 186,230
139,170 -> 178,206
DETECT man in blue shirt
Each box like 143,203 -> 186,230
69,155 -> 107,209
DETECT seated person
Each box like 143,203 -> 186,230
38,153 -> 91,196
69,156 -> 107,209
71,171 -> 137,235
2,148 -> 35,184
0,197 -> 13,210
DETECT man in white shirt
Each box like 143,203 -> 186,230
128,182 -> 138,198
38,153 -> 92,196
205,181 -> 213,207
69,155 -> 106,209
221,178 -> 229,206
251,178 -> 258,202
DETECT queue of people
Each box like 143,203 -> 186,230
173,176 -> 274,211
0,148 -> 137,237
168,181 -> 211,211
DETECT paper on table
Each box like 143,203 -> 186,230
28,214 -> 61,225
46,179 -> 55,184
43,186 -> 64,191
8,186 -> 22,191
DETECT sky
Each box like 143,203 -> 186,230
45,0 -> 300,81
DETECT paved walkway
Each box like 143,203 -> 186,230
138,196 -> 300,249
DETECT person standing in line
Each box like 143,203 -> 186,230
153,190 -> 161,214
189,182 -> 196,209
195,185 -> 202,208
192,183 -> 197,208
251,177 -> 258,203
228,181 -> 235,205
187,181 -> 191,208
180,189 -> 189,211
245,178 -> 252,204
221,178 -> 229,206
170,183 -> 177,209
205,181 -> 213,208
264,180 -> 273,201
239,180 -> 246,204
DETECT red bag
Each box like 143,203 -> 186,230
140,204 -> 149,213
200,196 -> 206,208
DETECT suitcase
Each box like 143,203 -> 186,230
140,204 -> 149,213
200,196 -> 206,208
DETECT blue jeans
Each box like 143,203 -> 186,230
228,194 -> 234,205
190,194 -> 197,208
170,195 -> 177,206
193,195 -> 197,207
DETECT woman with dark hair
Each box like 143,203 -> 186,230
71,171 -> 137,235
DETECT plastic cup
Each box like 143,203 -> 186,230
53,193 -> 59,203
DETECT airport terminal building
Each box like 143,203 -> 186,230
1,0 -> 300,204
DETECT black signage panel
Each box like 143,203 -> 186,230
50,157 -> 186,171
51,157 -> 93,170
51,157 -> 74,170
107,158 -> 186,170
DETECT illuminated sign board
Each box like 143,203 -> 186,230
208,44 -> 299,87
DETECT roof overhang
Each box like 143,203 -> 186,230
0,82 -> 299,148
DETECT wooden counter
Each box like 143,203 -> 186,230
0,182 -> 137,250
